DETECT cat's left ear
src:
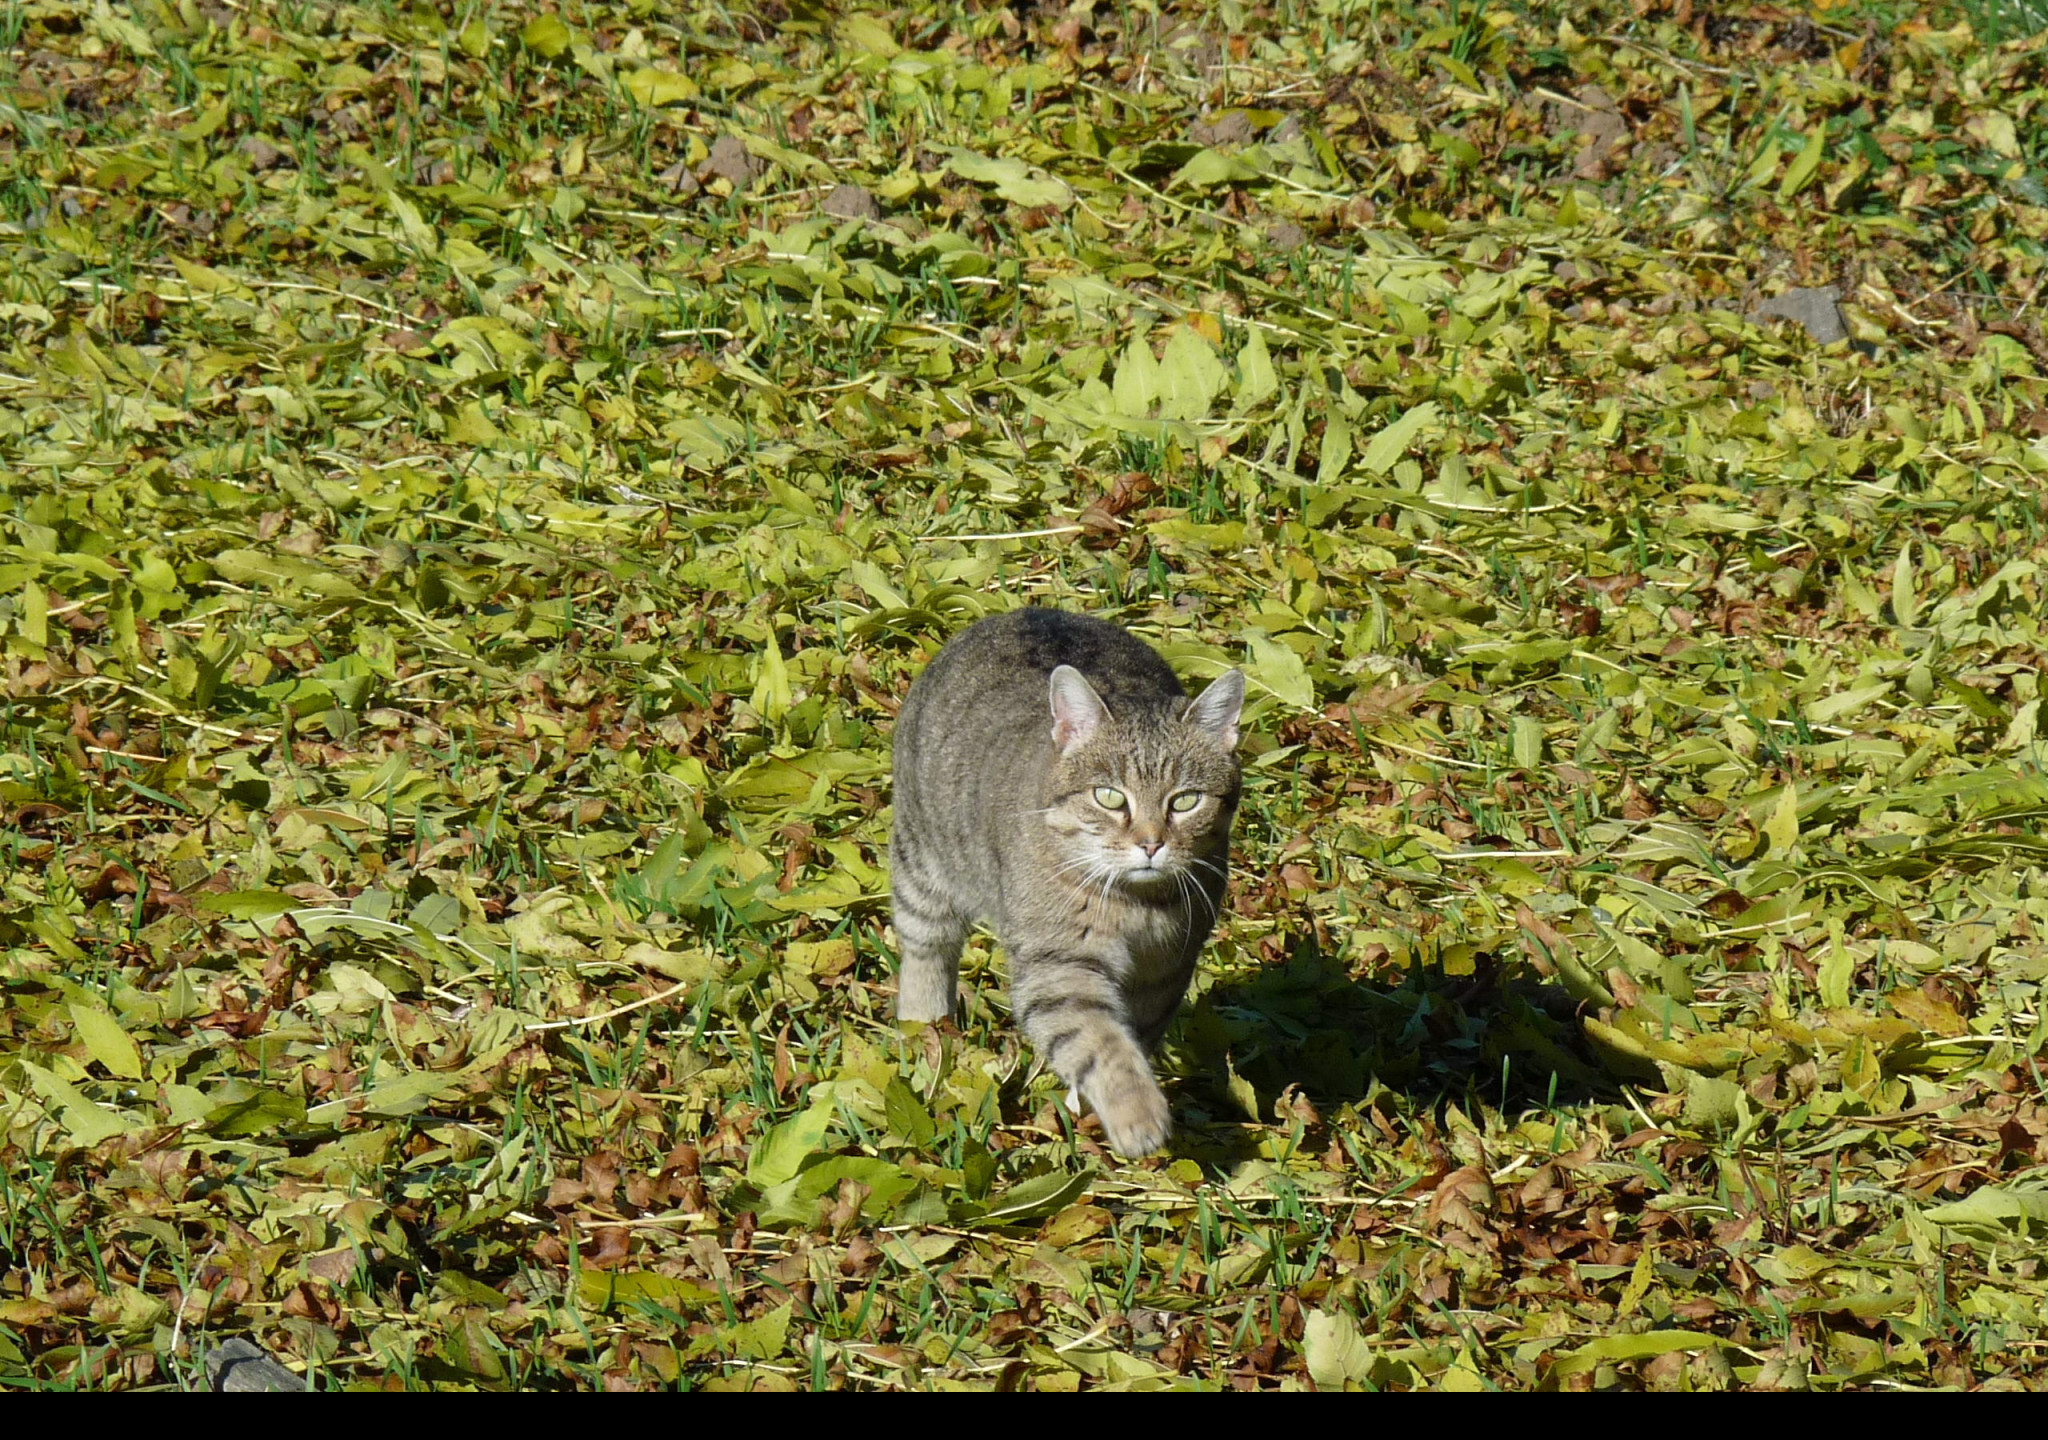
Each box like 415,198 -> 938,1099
1185,669 -> 1245,748
1049,665 -> 1109,753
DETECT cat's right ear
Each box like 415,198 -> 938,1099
1185,669 -> 1245,749
1049,665 -> 1108,753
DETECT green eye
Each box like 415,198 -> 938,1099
1169,792 -> 1203,814
1093,787 -> 1127,811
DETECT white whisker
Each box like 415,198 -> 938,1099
1175,867 -> 1218,926
1092,863 -> 1120,914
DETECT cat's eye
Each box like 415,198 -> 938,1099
1169,792 -> 1203,814
1093,787 -> 1128,811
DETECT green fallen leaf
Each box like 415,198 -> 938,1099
1922,1184 -> 2048,1237
578,1270 -> 719,1313
69,1004 -> 143,1081
203,1087 -> 309,1138
756,1155 -> 920,1226
944,149 -> 1074,210
1892,543 -> 1918,628
1778,127 -> 1825,200
1304,1308 -> 1373,1390
520,14 -> 573,57
1242,630 -> 1313,710
306,1069 -> 467,1124
18,1061 -> 139,1147
1358,401 -> 1441,474
746,1099 -> 835,1187
1173,148 -> 1261,189
975,1168 -> 1092,1224
724,1302 -> 791,1361
1763,782 -> 1798,854
1548,1330 -> 1735,1379
622,67 -> 699,107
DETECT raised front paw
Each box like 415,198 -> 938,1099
1089,1073 -> 1172,1158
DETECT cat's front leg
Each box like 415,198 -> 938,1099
1012,953 -> 1171,1157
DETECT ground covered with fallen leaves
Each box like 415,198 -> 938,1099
4,0 -> 2048,1393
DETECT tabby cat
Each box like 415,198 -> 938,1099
890,608 -> 1245,1157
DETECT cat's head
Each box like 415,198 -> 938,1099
1042,666 -> 1245,894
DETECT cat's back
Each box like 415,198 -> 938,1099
905,607 -> 1185,722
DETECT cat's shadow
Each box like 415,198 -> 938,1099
1164,933 -> 1617,1165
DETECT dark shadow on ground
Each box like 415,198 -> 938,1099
1166,931 -> 1622,1156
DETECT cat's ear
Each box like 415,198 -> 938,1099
1184,669 -> 1245,748
1049,665 -> 1109,753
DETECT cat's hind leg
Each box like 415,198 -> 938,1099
891,857 -> 970,1023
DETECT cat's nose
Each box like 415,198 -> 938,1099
1138,841 -> 1164,859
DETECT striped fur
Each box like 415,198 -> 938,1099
890,608 -> 1243,1157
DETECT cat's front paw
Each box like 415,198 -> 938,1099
1090,1075 -> 1172,1158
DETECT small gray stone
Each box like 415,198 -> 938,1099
205,1337 -> 307,1392
1266,220 -> 1308,252
1556,85 -> 1630,180
823,183 -> 882,222
698,135 -> 763,190
1190,110 -> 1254,147
1753,286 -> 1848,345
237,136 -> 285,170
